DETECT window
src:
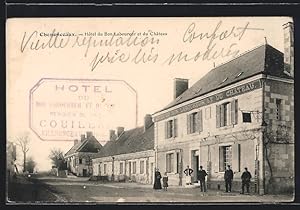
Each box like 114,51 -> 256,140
176,152 -> 180,173
79,158 -> 82,164
132,161 -> 136,174
165,119 -> 178,139
235,72 -> 244,78
216,99 -> 238,127
222,77 -> 228,83
104,164 -> 107,174
242,112 -> 252,123
120,162 -> 124,174
187,110 -> 203,134
166,153 -> 174,173
193,88 -> 202,95
98,164 -> 101,176
219,146 -> 232,172
276,99 -> 282,120
140,160 -> 145,174
219,77 -> 228,85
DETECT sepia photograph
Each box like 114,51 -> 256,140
6,17 -> 294,203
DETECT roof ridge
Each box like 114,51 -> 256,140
112,126 -> 144,141
94,125 -> 154,158
213,43 -> 266,70
64,144 -> 76,156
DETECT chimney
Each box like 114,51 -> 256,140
109,130 -> 117,141
116,127 -> 124,137
283,22 -> 294,77
144,114 -> 153,131
174,78 -> 189,99
74,139 -> 79,146
86,131 -> 93,139
80,134 -> 85,142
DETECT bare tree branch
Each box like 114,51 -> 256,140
14,134 -> 31,172
49,148 -> 65,168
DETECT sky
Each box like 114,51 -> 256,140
6,17 -> 292,171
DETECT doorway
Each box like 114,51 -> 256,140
129,162 -> 132,179
191,150 -> 199,183
83,169 -> 87,177
150,163 -> 154,184
98,164 -> 101,176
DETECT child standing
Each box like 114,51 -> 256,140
162,172 -> 168,191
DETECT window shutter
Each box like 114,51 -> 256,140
231,100 -> 234,124
232,143 -> 241,172
174,119 -> 178,137
146,159 -> 149,175
199,110 -> 203,132
216,105 -> 221,128
166,154 -> 170,172
165,121 -> 168,139
227,103 -> 232,125
219,146 -> 224,172
235,100 -> 238,124
220,104 -> 225,127
187,114 -> 191,134
231,99 -> 238,125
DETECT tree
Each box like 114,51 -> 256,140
26,157 -> 37,173
49,148 -> 65,168
15,134 -> 30,172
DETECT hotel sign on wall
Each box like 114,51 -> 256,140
154,79 -> 262,121
29,78 -> 137,141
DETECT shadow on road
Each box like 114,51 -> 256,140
7,174 -> 59,203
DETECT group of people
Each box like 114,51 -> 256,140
153,169 -> 168,191
153,165 -> 252,194
223,165 -> 252,194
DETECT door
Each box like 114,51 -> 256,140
191,150 -> 199,183
83,169 -> 87,177
98,164 -> 101,176
194,155 -> 199,183
129,162 -> 132,178
150,163 -> 154,184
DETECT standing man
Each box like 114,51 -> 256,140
197,166 -> 208,192
184,165 -> 193,185
241,167 -> 252,194
224,165 -> 233,192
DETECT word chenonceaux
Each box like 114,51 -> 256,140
20,21 -> 263,71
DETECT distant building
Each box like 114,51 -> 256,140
152,22 -> 294,194
6,141 -> 17,181
65,131 -> 102,177
92,115 -> 155,184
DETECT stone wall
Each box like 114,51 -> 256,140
263,78 -> 294,194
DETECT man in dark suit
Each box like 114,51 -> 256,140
197,166 -> 208,192
224,165 -> 233,192
241,167 -> 252,194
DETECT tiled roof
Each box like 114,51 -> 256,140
158,44 -> 292,113
94,124 -> 154,158
65,136 -> 102,157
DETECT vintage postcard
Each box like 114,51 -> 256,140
6,17 -> 294,203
